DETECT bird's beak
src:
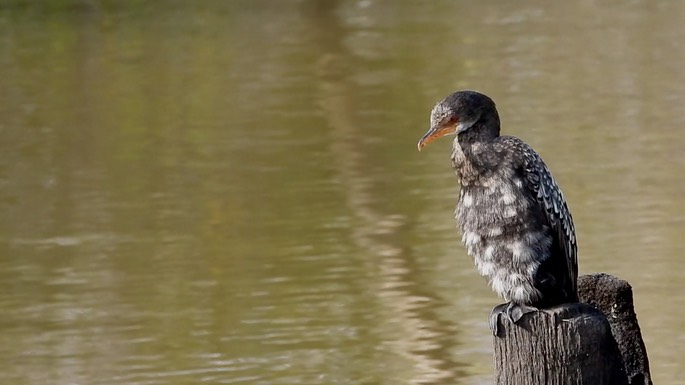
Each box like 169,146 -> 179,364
417,124 -> 456,151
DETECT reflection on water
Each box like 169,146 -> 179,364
313,3 -> 464,382
1,1 -> 685,384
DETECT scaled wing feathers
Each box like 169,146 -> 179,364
515,139 -> 578,299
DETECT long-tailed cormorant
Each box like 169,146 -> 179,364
417,90 -> 578,335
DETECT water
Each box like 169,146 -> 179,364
1,1 -> 684,384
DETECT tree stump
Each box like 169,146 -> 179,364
493,303 -> 628,385
492,274 -> 653,385
578,274 -> 652,385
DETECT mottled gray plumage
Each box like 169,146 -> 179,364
418,90 -> 578,331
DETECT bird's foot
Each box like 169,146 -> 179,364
488,303 -> 509,336
488,302 -> 539,336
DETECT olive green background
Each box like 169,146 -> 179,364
1,1 -> 684,384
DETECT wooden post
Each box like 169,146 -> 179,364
493,303 -> 628,385
578,274 -> 652,385
493,273 -> 653,385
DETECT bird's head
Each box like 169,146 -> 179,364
417,90 -> 500,151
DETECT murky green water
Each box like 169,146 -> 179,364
1,1 -> 684,384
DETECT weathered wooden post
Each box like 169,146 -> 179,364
493,303 -> 627,384
493,273 -> 651,385
578,274 -> 652,385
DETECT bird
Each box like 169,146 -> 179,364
417,90 -> 578,335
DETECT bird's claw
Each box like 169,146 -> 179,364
489,302 -> 538,336
489,303 -> 509,336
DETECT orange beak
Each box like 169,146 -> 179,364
417,124 -> 457,151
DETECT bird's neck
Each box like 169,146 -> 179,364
453,121 -> 502,180
457,123 -> 498,156
458,116 -> 500,145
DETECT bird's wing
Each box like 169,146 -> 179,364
519,141 -> 578,299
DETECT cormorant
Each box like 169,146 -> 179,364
417,90 -> 578,335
